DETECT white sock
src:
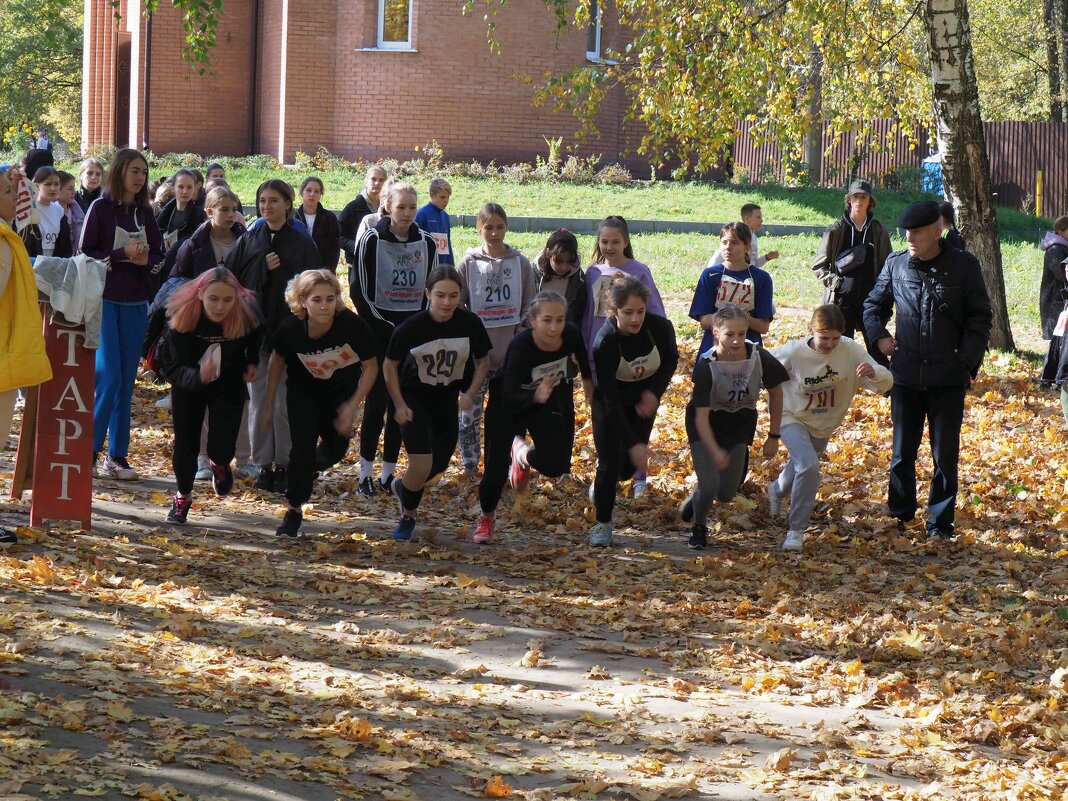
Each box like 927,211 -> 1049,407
359,457 -> 373,478
380,462 -> 396,481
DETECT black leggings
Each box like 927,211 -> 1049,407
479,383 -> 575,513
171,385 -> 245,495
285,386 -> 350,508
591,396 -> 654,523
399,396 -> 460,511
359,367 -> 402,463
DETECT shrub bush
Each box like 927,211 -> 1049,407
595,163 -> 632,185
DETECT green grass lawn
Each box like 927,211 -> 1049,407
216,168 -> 1049,233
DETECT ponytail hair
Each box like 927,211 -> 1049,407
809,303 -> 847,334
167,268 -> 260,340
592,215 -> 634,262
710,303 -> 748,328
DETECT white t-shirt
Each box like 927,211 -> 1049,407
37,202 -> 65,256
304,213 -> 316,234
771,336 -> 893,438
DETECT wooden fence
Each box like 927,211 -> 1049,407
732,119 -> 1068,216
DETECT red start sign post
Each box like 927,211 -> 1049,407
14,317 -> 95,529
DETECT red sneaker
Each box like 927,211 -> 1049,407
509,437 -> 531,493
473,513 -> 495,544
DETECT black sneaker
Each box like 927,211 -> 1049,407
679,491 -> 695,523
166,494 -> 192,525
376,475 -> 394,494
254,465 -> 275,491
272,466 -> 288,494
357,476 -> 377,496
0,528 -> 17,547
211,461 -> 234,497
275,508 -> 303,538
687,524 -> 708,550
927,526 -> 954,541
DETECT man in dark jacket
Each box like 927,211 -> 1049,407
863,200 -> 993,540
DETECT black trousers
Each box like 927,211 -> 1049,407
591,396 -> 654,523
285,386 -> 350,508
398,395 -> 460,511
172,385 -> 244,495
359,367 -> 402,464
478,381 -> 575,513
889,384 -> 966,534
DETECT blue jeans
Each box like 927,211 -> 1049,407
94,300 -> 148,457
889,384 -> 966,534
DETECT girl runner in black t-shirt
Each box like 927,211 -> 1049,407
384,267 -> 492,542
473,290 -> 593,544
589,276 -> 679,547
158,267 -> 262,525
264,269 -> 379,537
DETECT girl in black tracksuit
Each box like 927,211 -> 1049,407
472,290 -> 592,544
265,269 -> 379,538
352,181 -> 437,495
589,275 -> 679,547
338,165 -> 387,272
227,179 -> 322,492
158,267 -> 262,525
384,266 -> 492,543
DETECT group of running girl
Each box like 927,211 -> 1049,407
54,150 -> 895,552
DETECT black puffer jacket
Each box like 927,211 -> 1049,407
226,220 -> 321,350
170,220 -> 245,280
862,242 -> 993,389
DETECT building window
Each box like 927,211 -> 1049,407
585,0 -> 601,60
378,0 -> 412,49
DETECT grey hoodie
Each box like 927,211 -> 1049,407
456,243 -> 537,370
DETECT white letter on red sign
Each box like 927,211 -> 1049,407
52,377 -> 89,414
55,329 -> 84,367
50,463 -> 82,501
56,419 -> 83,456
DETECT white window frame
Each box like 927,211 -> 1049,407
585,0 -> 601,61
377,0 -> 413,50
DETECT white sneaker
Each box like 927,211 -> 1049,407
195,456 -> 212,482
102,456 -> 140,481
588,521 -> 613,547
767,481 -> 784,519
155,394 -> 172,410
781,530 -> 804,552
632,480 -> 649,498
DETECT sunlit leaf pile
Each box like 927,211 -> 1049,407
1,311 -> 1066,800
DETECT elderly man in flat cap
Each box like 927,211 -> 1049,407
863,200 -> 992,540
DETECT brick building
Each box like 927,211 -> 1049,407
82,0 -> 645,168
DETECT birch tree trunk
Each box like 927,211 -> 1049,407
924,0 -> 1015,351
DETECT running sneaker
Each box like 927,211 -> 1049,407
253,465 -> 275,491
392,515 -> 416,541
588,521 -> 613,547
688,523 -> 708,550
0,528 -> 17,547
195,455 -> 213,482
155,394 -> 172,410
211,461 -> 234,497
166,494 -> 192,525
632,480 -> 649,498
781,530 -> 804,552
509,437 -> 531,493
276,508 -> 303,538
767,481 -> 784,520
376,475 -> 394,494
235,462 -> 261,480
103,456 -> 140,481
357,476 -> 377,496
473,513 -> 495,544
679,491 -> 695,523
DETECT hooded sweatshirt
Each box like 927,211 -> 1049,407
457,244 -> 537,370
1040,231 -> 1068,338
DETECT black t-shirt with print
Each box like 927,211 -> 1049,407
502,325 -> 591,415
273,309 -> 379,403
387,308 -> 492,404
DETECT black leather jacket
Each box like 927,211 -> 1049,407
862,242 -> 992,389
